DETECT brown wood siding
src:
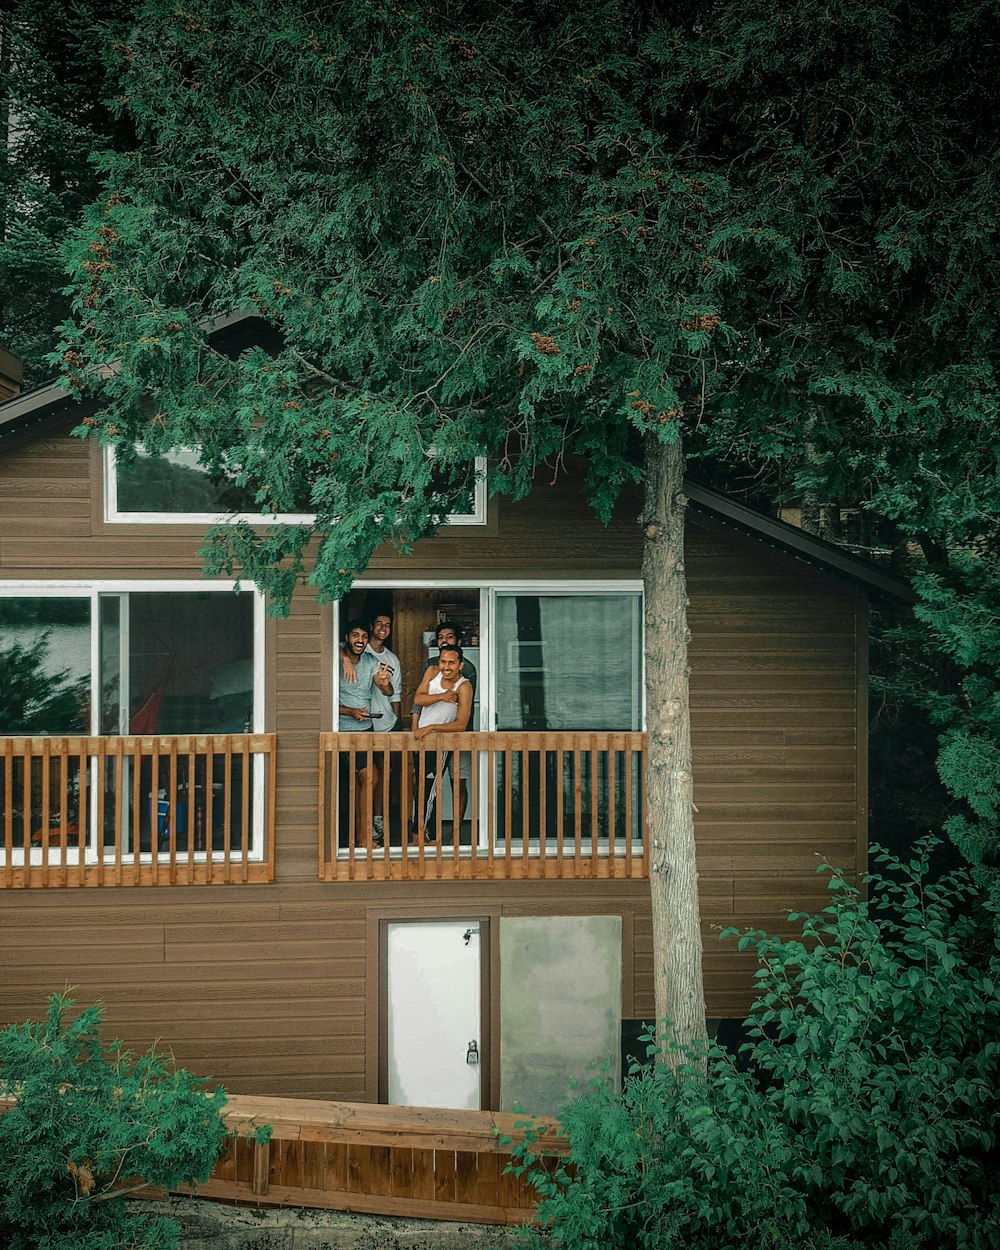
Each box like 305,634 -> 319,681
0,423 -> 867,1099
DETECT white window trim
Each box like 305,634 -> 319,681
104,446 -> 489,527
0,578 -> 267,864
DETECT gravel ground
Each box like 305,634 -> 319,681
143,1196 -> 524,1250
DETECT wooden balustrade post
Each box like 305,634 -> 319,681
252,1137 -> 271,1197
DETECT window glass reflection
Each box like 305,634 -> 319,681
0,597 -> 91,734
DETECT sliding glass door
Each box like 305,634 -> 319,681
1,583 -> 262,863
491,589 -> 643,849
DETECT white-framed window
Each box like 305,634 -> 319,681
0,580 -> 267,864
490,588 -> 643,733
104,446 -> 489,526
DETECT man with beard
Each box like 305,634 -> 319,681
338,618 -> 393,847
411,644 -> 473,843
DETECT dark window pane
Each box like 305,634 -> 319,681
116,447 -> 309,514
124,592 -> 255,734
428,459 -> 478,518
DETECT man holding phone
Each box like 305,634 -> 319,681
338,618 -> 393,846
365,613 -> 403,732
365,611 -> 403,843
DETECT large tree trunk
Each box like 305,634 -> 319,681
642,431 -> 707,1069
799,404 -> 822,536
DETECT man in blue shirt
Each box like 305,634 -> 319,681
338,618 -> 392,847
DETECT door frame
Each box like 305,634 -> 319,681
367,905 -> 498,1109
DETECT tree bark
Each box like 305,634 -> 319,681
799,403 -> 822,536
641,431 -> 707,1070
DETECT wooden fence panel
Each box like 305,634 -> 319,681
2,1092 -> 562,1225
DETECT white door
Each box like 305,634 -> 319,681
386,920 -> 482,1109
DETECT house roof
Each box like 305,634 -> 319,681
0,313 -> 913,601
684,481 -> 915,601
0,311 -> 281,446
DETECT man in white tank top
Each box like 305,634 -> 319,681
411,645 -> 473,843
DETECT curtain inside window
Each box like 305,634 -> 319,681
494,593 -> 642,732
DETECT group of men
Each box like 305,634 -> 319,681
338,613 -> 476,848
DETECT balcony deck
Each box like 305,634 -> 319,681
0,734 -> 275,887
1,730 -> 649,886
320,730 -> 649,881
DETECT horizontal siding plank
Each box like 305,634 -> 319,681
697,850 -> 857,874
695,804 -> 856,821
688,594 -> 850,614
1,519 -> 92,538
695,821 -> 857,839
151,1034 -> 365,1057
693,747 -> 856,765
0,476 -> 94,498
276,655 -> 327,674
690,653 -> 855,673
6,943 -> 165,967
688,617 -> 855,634
0,497 -> 92,518
275,672 -> 327,694
163,942 -> 365,965
691,709 -> 854,728
695,763 -> 855,783
0,924 -> 162,950
690,674 -> 856,694
1,968 -> 368,994
164,921 -> 361,945
111,1016 -> 366,1042
690,695 -> 855,715
0,902 -> 284,925
190,1056 -> 366,1078
92,996 -> 366,1023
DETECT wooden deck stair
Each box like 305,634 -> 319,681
178,1095 -> 566,1225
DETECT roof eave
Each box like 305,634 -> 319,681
684,479 -> 916,602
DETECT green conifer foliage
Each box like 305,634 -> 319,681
0,1 -> 135,386
508,846 -> 1000,1250
53,4 -> 1000,917
0,995 -> 228,1250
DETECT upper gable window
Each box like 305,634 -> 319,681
104,446 -> 488,526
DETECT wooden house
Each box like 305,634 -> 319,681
0,329 -> 906,1115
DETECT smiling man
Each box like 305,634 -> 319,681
338,618 -> 393,847
365,612 -> 402,732
411,644 -> 473,844
433,619 -> 477,696
365,611 -> 403,843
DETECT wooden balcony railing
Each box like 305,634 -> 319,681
319,731 -> 648,881
0,734 -> 275,888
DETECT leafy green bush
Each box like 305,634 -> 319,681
0,995 -> 228,1250
508,843 -> 999,1250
